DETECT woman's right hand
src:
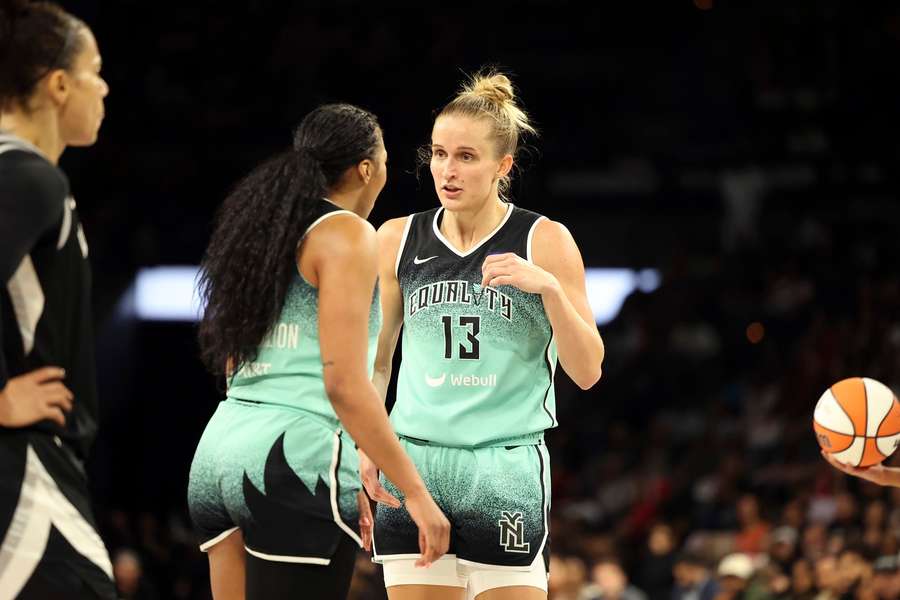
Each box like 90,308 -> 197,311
359,449 -> 401,508
822,450 -> 895,486
403,488 -> 450,567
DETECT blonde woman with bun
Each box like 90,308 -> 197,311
360,69 -> 605,599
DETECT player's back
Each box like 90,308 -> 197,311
226,200 -> 382,426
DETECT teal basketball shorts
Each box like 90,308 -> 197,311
372,436 -> 551,571
187,399 -> 362,563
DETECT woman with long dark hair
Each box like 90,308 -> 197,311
0,1 -> 113,598
188,103 -> 449,600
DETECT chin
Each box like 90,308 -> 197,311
68,130 -> 100,147
437,195 -> 468,212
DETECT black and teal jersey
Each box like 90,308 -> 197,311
227,200 -> 382,426
392,203 -> 558,447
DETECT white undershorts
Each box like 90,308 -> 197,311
381,552 -> 547,598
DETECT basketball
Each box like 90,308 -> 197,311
814,377 -> 900,467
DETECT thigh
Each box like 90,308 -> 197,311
190,401 -> 362,562
388,585 -> 467,600
207,528 -> 245,600
245,531 -> 358,600
474,586 -> 546,600
373,440 -> 453,561
455,444 -> 550,569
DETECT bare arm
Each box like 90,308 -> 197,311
309,215 -> 448,564
361,217 -> 408,507
371,217 -> 407,402
481,219 -> 604,389
822,450 -> 900,487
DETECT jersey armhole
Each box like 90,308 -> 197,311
394,215 -> 415,278
294,209 -> 358,284
526,216 -> 547,263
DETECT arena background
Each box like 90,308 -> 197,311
50,0 -> 900,597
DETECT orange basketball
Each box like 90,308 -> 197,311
814,377 -> 900,467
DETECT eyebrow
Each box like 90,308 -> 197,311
430,144 -> 479,153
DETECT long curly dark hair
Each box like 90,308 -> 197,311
197,103 -> 381,377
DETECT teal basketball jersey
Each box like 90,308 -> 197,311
392,203 -> 558,447
227,200 -> 382,425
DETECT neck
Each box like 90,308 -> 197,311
325,189 -> 370,219
0,107 -> 64,164
440,195 -> 508,252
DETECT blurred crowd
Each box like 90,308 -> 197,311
93,204 -> 900,600
66,2 -> 900,598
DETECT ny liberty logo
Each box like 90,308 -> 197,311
498,511 -> 530,553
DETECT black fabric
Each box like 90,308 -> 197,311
15,526 -> 116,600
397,203 -> 544,274
245,533 -> 358,600
0,134 -> 99,462
0,431 -> 114,600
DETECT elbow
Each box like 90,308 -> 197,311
324,374 -> 354,408
574,369 -> 602,390
574,366 -> 602,390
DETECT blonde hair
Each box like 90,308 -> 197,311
438,68 -> 537,198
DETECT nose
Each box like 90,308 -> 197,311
441,157 -> 458,181
100,77 -> 110,98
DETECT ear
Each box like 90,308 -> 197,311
43,69 -> 71,107
357,159 -> 373,185
497,154 -> 513,178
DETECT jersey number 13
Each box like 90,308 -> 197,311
441,315 -> 480,360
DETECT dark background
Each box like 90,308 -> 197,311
49,0 -> 900,598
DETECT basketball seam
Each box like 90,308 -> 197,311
863,379 -> 869,437
831,385 -> 858,438
873,394 -> 892,438
815,423 -> 855,452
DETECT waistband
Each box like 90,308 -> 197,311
223,397 -> 342,431
398,431 -> 544,449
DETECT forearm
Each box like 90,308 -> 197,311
541,279 -> 604,389
330,380 -> 426,498
372,365 -> 392,404
881,468 -> 900,487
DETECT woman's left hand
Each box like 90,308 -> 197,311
480,253 -> 558,295
358,490 -> 375,552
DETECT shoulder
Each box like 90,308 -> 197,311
376,216 -> 410,247
0,150 -> 67,218
533,218 -> 574,245
531,218 -> 582,272
307,211 -> 376,256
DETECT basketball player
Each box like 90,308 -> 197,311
0,1 -> 114,598
362,70 -> 605,599
188,104 -> 449,600
822,451 -> 900,486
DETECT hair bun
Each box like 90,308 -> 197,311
469,72 -> 515,105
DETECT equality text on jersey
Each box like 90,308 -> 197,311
407,280 -> 513,321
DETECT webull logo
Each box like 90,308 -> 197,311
425,373 -> 497,388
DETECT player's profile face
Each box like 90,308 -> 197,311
58,29 -> 109,147
430,114 -> 505,211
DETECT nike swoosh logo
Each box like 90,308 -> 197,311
413,255 -> 439,265
425,373 -> 446,387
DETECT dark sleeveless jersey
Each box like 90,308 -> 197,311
0,133 -> 98,460
392,203 -> 558,447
